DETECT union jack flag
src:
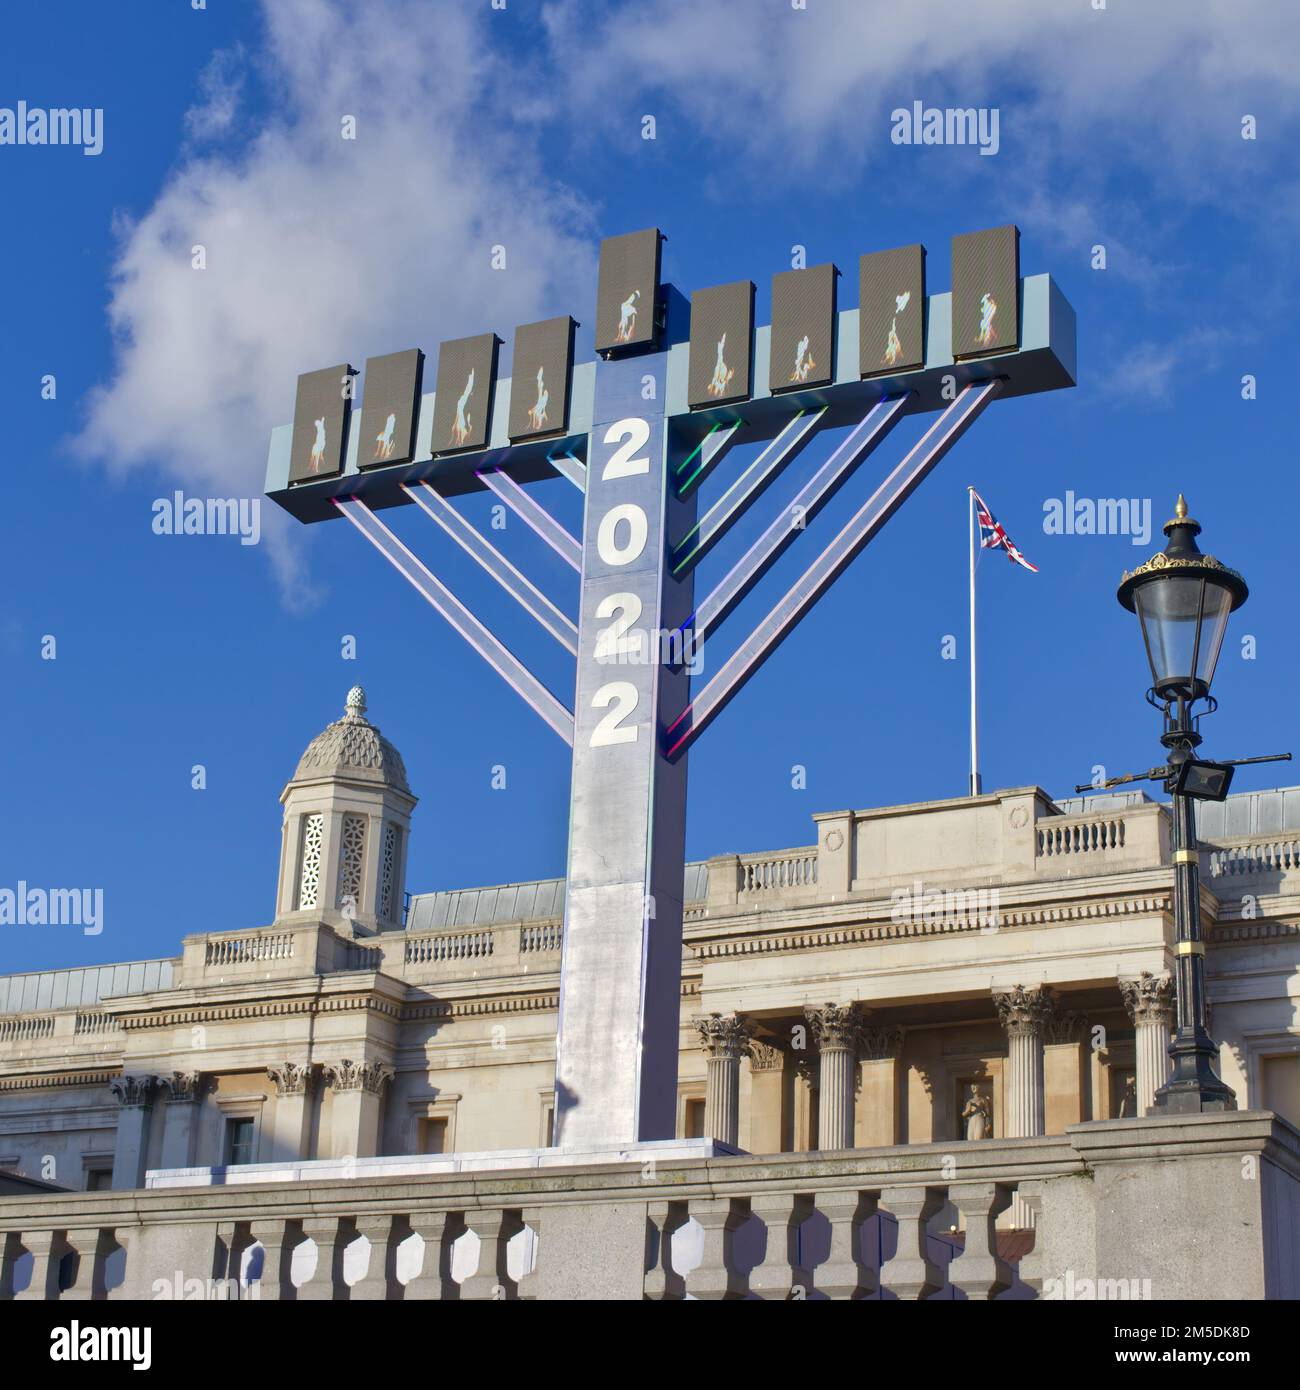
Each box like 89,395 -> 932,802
972,489 -> 1038,573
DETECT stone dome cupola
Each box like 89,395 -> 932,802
292,685 -> 410,791
275,687 -> 417,935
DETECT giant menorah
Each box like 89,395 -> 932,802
266,225 -> 1076,1152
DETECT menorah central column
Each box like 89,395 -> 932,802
553,347 -> 696,1150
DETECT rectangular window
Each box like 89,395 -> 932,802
86,1168 -> 113,1191
1261,1055 -> 1300,1129
683,1098 -> 705,1139
419,1117 -> 448,1154
225,1117 -> 255,1167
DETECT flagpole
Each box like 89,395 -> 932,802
968,486 -> 981,796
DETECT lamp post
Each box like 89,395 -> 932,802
1115,496 -> 1247,1113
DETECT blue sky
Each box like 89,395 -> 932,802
4,0 -> 1299,975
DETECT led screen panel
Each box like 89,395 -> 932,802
508,316 -> 576,441
769,264 -> 837,393
289,363 -> 355,484
430,333 -> 500,455
357,348 -> 424,470
595,228 -> 662,354
859,244 -> 926,378
951,225 -> 1020,359
687,280 -> 754,409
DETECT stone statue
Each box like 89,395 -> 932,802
1118,1072 -> 1138,1119
961,1085 -> 991,1141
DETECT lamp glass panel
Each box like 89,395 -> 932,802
1134,575 -> 1204,689
1193,582 -> 1233,688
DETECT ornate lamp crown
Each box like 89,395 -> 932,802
1117,494 -> 1247,612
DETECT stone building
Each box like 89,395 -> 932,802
2,684 -> 1298,1192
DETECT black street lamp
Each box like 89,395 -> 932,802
1117,497 -> 1246,1112
1078,498 -> 1289,1114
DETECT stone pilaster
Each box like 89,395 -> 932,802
857,1025 -> 905,1147
804,1002 -> 864,1151
693,1013 -> 753,1147
993,985 -> 1057,1138
267,1062 -> 315,1162
1121,972 -> 1175,1116
322,1059 -> 393,1160
744,1039 -> 787,1154
109,1075 -> 158,1190
158,1071 -> 206,1170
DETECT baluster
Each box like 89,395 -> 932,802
685,1198 -> 749,1300
403,1212 -> 464,1300
350,1215 -> 398,1300
1014,1185 -> 1044,1295
643,1200 -> 688,1300
948,1183 -> 1013,1299
248,1219 -> 296,1300
297,1216 -> 349,1300
812,1191 -> 876,1299
461,1209 -> 515,1300
61,1227 -> 108,1301
1,1230 -> 24,1299
14,1230 -> 63,1300
747,1193 -> 813,1300
515,1208 -> 541,1300
880,1186 -> 945,1299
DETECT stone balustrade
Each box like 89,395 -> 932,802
403,929 -> 494,965
740,849 -> 819,896
204,931 -> 296,966
1036,813 -> 1127,858
1208,836 -> 1300,880
1,1112 -> 1295,1301
0,1015 -> 56,1045
1031,804 -> 1167,877
399,919 -> 563,977
0,1007 -> 122,1059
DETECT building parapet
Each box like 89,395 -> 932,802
0,1111 -> 1295,1300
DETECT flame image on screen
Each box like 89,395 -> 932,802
882,291 -> 911,367
615,289 -> 641,344
526,366 -> 549,432
309,416 -> 327,473
706,332 -> 735,398
789,333 -> 816,383
374,411 -> 397,461
450,369 -> 475,446
976,292 -> 997,348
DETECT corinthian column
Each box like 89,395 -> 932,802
804,1003 -> 864,1151
693,1013 -> 753,1148
1121,972 -> 1175,1115
993,986 -> 1056,1138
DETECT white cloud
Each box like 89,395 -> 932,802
80,0 -> 595,603
542,0 -> 1300,266
543,0 -> 1300,176
79,0 -> 1300,604
183,46 -> 245,145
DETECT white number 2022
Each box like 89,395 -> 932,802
589,418 -> 654,749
